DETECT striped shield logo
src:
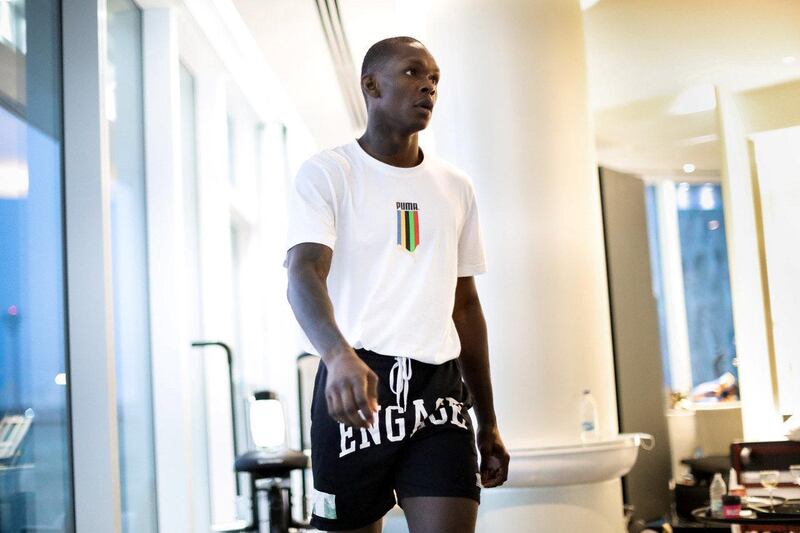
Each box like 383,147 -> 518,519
396,202 -> 420,252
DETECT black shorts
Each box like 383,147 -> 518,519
309,348 -> 481,531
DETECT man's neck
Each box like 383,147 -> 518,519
357,129 -> 422,168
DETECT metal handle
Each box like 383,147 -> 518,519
740,446 -> 751,466
191,340 -> 241,495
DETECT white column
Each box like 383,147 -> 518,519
195,72 -> 240,525
425,1 -> 624,530
715,88 -> 784,439
142,8 -> 199,532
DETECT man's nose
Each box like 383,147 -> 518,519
420,82 -> 436,96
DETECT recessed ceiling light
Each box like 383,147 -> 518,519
683,163 -> 696,174
782,56 -> 797,65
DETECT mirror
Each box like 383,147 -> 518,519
584,0 -> 800,524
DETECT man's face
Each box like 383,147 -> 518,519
370,42 -> 440,133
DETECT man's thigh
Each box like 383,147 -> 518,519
394,424 -> 482,503
401,496 -> 478,533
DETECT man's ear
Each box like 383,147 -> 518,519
361,74 -> 380,99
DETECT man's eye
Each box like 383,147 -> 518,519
404,68 -> 415,76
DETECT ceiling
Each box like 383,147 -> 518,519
584,0 -> 800,177
231,0 -> 800,175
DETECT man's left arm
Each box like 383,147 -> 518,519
452,275 -> 510,488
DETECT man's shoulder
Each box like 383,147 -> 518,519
302,143 -> 353,174
426,153 -> 476,192
295,143 -> 357,190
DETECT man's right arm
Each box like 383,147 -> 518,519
286,242 -> 378,429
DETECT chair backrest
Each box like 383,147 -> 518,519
730,440 -> 800,488
296,354 -> 320,453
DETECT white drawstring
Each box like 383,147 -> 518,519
389,356 -> 413,411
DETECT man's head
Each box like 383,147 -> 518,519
360,37 -> 440,134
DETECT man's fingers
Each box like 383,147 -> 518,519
351,376 -> 377,426
482,467 -> 504,487
339,385 -> 368,428
326,392 -> 346,425
481,469 -> 500,487
480,450 -> 509,487
366,370 -> 379,411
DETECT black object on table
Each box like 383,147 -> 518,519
692,497 -> 800,527
681,455 -> 731,484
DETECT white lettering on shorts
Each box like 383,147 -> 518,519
337,397 -> 469,457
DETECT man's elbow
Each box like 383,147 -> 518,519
455,295 -> 481,315
452,300 -> 477,324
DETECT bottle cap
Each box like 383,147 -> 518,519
722,495 -> 741,505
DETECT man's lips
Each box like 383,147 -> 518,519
414,99 -> 434,112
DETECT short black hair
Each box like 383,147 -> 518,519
360,36 -> 423,78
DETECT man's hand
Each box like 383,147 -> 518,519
477,425 -> 510,488
286,243 -> 380,429
324,347 -> 379,429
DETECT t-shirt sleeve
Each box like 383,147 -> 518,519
285,159 -> 337,253
457,186 -> 487,277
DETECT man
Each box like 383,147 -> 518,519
285,36 -> 508,533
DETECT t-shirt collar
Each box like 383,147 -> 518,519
351,139 -> 428,177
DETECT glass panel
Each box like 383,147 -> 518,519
106,0 -> 158,531
676,183 -> 737,391
646,182 -> 738,399
0,1 -> 73,531
179,62 -> 213,528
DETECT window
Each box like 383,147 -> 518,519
646,182 -> 738,402
0,1 -> 73,530
106,0 -> 158,530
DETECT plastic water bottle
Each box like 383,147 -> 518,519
580,389 -> 599,443
710,472 -> 727,517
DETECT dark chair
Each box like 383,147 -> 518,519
731,440 -> 800,488
220,355 -> 322,533
193,341 -> 313,533
232,449 -> 310,532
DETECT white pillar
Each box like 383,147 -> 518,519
143,8 -> 201,532
425,1 -> 624,530
715,88 -> 784,440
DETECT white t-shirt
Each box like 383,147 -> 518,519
285,139 -> 487,364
